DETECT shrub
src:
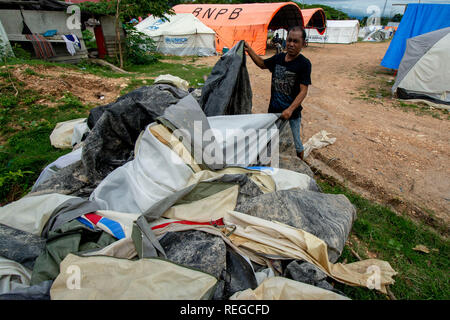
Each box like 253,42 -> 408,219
123,24 -> 160,65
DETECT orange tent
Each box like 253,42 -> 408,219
173,2 -> 304,55
302,8 -> 327,35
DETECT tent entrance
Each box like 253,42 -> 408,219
302,8 -> 327,35
268,4 -> 303,31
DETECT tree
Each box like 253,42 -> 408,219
391,14 -> 403,22
79,0 -> 173,68
80,0 -> 173,21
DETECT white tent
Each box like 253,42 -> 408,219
306,20 -> 359,44
0,19 -> 13,57
362,29 -> 391,42
273,29 -> 288,40
358,25 -> 383,40
135,13 -> 216,56
393,27 -> 450,108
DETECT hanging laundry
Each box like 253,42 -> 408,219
25,34 -> 56,59
61,34 -> 81,56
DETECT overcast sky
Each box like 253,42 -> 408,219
299,0 -> 450,18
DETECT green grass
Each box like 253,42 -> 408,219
396,101 -> 446,119
317,178 -> 450,300
126,61 -> 211,87
0,67 -> 92,203
0,54 -> 212,204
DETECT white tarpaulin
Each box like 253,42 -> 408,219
90,111 -> 281,214
50,254 -> 217,300
135,13 -> 216,56
0,19 -> 13,58
230,276 -> 350,300
0,193 -> 77,235
49,118 -> 87,149
303,130 -> 337,158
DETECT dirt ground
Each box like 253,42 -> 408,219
6,64 -> 127,106
193,42 -> 450,229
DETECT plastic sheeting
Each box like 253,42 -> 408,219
50,254 -> 218,300
31,147 -> 82,192
303,130 -> 337,158
230,276 -> 349,300
0,257 -> 32,295
199,40 -> 252,117
0,193 -> 77,235
381,3 -> 450,70
90,124 -> 194,214
49,118 -> 87,149
154,74 -> 190,91
0,223 -> 46,270
223,210 -> 396,294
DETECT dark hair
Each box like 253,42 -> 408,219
288,26 -> 306,42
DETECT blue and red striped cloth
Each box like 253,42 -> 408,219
25,33 -> 56,59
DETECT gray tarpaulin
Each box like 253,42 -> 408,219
0,224 -> 46,269
235,189 -> 357,263
200,40 -> 252,116
31,84 -> 189,196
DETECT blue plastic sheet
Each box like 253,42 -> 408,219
380,3 -> 450,70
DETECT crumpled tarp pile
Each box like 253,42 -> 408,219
0,41 -> 396,300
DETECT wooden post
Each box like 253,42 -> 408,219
115,0 -> 123,69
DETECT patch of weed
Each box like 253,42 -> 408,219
318,179 -> 450,300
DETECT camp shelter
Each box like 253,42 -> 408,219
358,25 -> 382,40
362,28 -> 390,42
385,22 -> 400,32
301,8 -> 326,36
381,3 -> 450,70
306,20 -> 359,44
0,18 -> 13,57
173,2 -> 305,55
135,13 -> 216,56
392,27 -> 450,107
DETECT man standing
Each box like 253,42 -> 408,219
245,26 -> 311,160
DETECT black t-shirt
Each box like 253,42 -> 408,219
264,52 -> 312,118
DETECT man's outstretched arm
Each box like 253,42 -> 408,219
244,41 -> 267,70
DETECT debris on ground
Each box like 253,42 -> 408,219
0,41 -> 396,300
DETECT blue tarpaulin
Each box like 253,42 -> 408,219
380,3 -> 450,70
